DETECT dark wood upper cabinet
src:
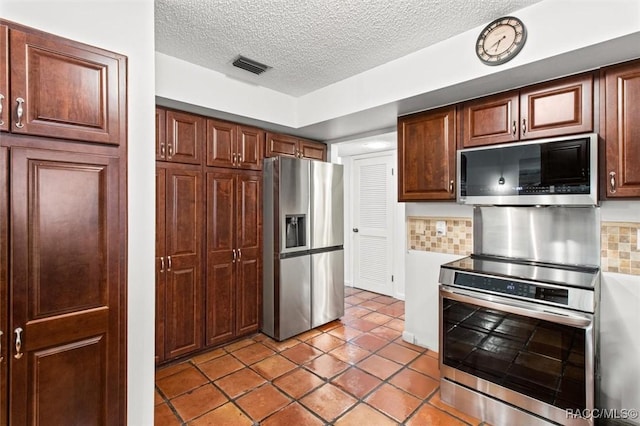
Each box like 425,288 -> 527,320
266,132 -> 327,161
461,73 -> 593,147
461,91 -> 520,147
157,164 -> 203,360
156,107 -> 167,161
299,139 -> 328,161
7,25 -> 126,144
520,73 -> 593,140
165,110 -> 205,164
601,59 -> 640,198
0,25 -> 8,132
206,119 -> 264,170
9,147 -> 122,425
398,106 -> 457,201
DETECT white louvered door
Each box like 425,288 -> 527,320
352,153 -> 394,296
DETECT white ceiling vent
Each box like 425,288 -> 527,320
232,55 -> 270,75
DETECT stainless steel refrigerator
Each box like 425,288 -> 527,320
262,156 -> 344,341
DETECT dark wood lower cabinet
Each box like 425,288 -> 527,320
0,147 -> 7,426
156,164 -> 203,362
6,144 -> 124,425
205,169 -> 261,347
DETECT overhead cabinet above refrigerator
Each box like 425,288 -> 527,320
262,157 -> 344,341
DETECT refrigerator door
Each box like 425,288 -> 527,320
278,255 -> 311,340
310,161 -> 344,249
311,249 -> 345,328
279,157 -> 311,254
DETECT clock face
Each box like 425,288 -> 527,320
476,16 -> 527,65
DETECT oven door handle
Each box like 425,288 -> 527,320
440,286 -> 592,328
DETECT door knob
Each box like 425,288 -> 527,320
353,228 -> 359,233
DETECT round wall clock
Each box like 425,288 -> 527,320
476,16 -> 527,66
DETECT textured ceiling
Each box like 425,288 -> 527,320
155,0 -> 543,97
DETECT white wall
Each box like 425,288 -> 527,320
2,1 -> 157,425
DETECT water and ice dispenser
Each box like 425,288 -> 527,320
285,214 -> 306,248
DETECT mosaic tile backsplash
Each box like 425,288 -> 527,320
407,217 -> 473,256
601,222 -> 640,276
407,217 -> 639,276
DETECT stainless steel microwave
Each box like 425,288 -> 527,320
457,133 -> 598,206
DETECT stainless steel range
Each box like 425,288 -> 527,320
439,206 -> 600,426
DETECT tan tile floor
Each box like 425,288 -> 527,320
155,287 -> 489,425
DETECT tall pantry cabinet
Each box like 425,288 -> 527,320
0,20 -> 127,425
155,107 -> 205,364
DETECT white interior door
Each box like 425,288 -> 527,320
352,153 -> 395,296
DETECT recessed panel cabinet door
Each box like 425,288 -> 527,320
155,167 -> 167,364
166,111 -> 204,164
398,106 -> 457,201
236,172 -> 262,335
603,60 -> 640,198
0,147 -> 7,426
205,171 -> 236,346
9,28 -> 125,144
10,147 -> 122,425
0,25 -> 8,132
237,126 -> 264,170
165,167 -> 203,359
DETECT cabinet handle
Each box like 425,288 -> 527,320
167,256 -> 172,271
0,93 -> 5,126
160,143 -> 165,157
0,330 -> 3,363
232,153 -> 237,165
232,249 -> 236,263
609,171 -> 617,194
512,120 -> 516,135
238,249 -> 242,260
160,256 -> 165,273
521,118 -> 527,135
168,144 -> 174,158
449,180 -> 454,194
14,327 -> 23,359
15,97 -> 25,129
239,153 -> 243,164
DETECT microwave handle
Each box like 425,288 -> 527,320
440,285 -> 592,328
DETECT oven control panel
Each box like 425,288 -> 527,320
453,273 -> 569,305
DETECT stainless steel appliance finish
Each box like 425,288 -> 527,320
457,133 -> 598,206
438,206 -> 600,426
473,206 -> 601,267
262,157 -> 345,341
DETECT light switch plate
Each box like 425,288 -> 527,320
436,220 -> 447,237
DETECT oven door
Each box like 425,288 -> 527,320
439,285 -> 595,425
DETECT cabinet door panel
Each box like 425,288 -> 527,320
10,148 -> 121,425
299,139 -> 327,161
156,107 -> 167,161
398,106 -> 457,201
237,125 -> 264,170
462,91 -> 519,147
266,132 -> 298,158
0,148 -> 6,426
155,167 -> 167,363
205,171 -> 236,345
206,119 -> 235,168
165,168 -> 203,358
9,29 -> 125,144
603,61 -> 640,197
236,172 -> 262,335
0,25 -> 8,132
166,110 -> 204,164
520,73 -> 593,140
